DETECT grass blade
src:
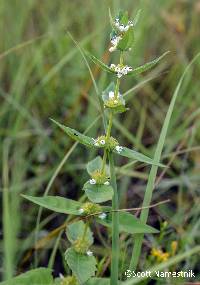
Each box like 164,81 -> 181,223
129,52 -> 200,271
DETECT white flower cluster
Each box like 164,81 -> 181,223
110,64 -> 133,78
115,18 -> 134,32
92,138 -> 105,147
109,36 -> 122,52
115,145 -> 123,153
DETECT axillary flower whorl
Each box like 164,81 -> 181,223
92,135 -> 119,151
80,202 -> 102,215
73,237 -> 91,254
110,63 -> 133,78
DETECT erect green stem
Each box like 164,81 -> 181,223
101,111 -> 113,174
101,150 -> 107,174
109,152 -> 119,285
106,112 -> 113,140
114,78 -> 120,99
82,220 -> 89,242
108,51 -> 123,285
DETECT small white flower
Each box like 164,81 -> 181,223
119,24 -> 125,32
115,66 -> 121,73
109,46 -> 116,53
98,213 -> 107,220
109,36 -> 122,53
104,181 -> 110,185
89,179 -> 96,185
117,72 -> 123,78
128,20 -> 134,27
115,145 -> 123,153
126,66 -> 133,72
100,139 -> 105,145
59,273 -> 64,279
86,250 -> 93,256
108,91 -> 115,99
124,25 -> 129,32
110,63 -> 116,69
111,37 -> 118,45
114,100 -> 118,104
122,67 -> 128,75
78,208 -> 84,214
117,92 -> 122,98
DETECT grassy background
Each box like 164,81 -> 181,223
1,0 -> 200,283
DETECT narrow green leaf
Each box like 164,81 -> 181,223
83,181 -> 114,203
65,248 -> 97,284
0,268 -> 53,285
133,9 -> 142,26
87,156 -> 103,175
113,146 -> 165,167
87,53 -> 114,73
109,8 -> 115,30
128,51 -> 170,76
22,195 -> 81,215
50,118 -> 95,148
66,221 -> 94,246
96,211 -> 159,234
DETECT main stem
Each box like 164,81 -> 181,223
109,51 -> 123,285
109,151 -> 119,285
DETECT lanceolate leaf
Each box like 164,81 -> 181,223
87,53 -> 114,73
96,211 -> 159,234
0,268 -> 53,285
50,119 -> 95,148
83,181 -> 114,203
118,10 -> 129,25
109,8 -> 115,30
113,146 -> 165,167
128,51 -> 170,76
65,248 -> 97,284
66,221 -> 94,246
132,9 -> 142,26
22,195 -> 81,215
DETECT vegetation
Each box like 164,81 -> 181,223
1,1 -> 200,284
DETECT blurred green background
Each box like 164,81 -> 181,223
1,0 -> 200,282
